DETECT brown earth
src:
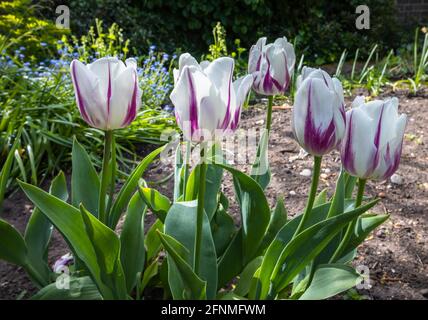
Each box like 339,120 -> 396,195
0,89 -> 427,300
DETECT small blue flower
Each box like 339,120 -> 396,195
149,45 -> 156,51
40,42 -> 47,47
162,53 -> 169,60
57,40 -> 64,44
19,54 -> 25,59
19,46 -> 25,51
172,54 -> 177,59
23,62 -> 31,67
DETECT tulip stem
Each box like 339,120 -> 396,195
106,134 -> 116,216
265,95 -> 274,132
183,140 -> 191,197
293,156 -> 322,237
193,142 -> 207,276
329,178 -> 367,263
99,130 -> 113,224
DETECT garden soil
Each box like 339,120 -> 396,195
1,89 -> 427,300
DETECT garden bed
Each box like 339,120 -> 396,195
0,90 -> 427,300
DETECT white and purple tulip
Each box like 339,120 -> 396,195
52,253 -> 73,273
248,37 -> 295,96
70,57 -> 142,130
170,53 -> 253,142
292,67 -> 346,156
341,97 -> 407,180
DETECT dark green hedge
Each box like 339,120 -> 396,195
38,0 -> 409,64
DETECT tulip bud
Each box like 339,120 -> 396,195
248,37 -> 295,96
292,67 -> 346,156
341,97 -> 407,180
70,57 -> 142,130
170,54 -> 253,142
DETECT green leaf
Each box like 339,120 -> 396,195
19,181 -> 119,299
31,276 -> 102,300
217,230 -> 243,288
120,191 -> 146,293
157,232 -> 207,300
261,197 -> 288,250
72,138 -> 100,217
345,173 -> 357,198
0,219 -> 27,266
0,131 -> 21,210
164,201 -> 217,299
234,256 -> 263,297
80,205 -> 128,300
145,219 -> 164,262
269,199 -> 379,298
24,171 -> 68,282
314,189 -> 328,207
204,163 -> 223,220
109,145 -> 164,228
251,202 -> 331,299
251,129 -> 270,190
211,204 -> 236,257
173,143 -> 184,202
215,163 -> 270,265
299,264 -> 362,300
140,187 -> 170,222
185,165 -> 200,201
141,258 -> 159,293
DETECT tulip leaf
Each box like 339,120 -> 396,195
210,204 -> 236,257
204,163 -> 223,220
0,131 -> 21,210
19,181 -> 124,299
0,219 -> 27,266
269,199 -> 379,298
250,202 -> 331,299
314,189 -> 328,207
173,143 -> 184,202
109,145 -> 164,228
120,191 -> 146,293
217,230 -> 243,288
164,200 -> 217,299
215,163 -> 270,265
261,197 -> 288,251
157,232 -> 207,300
299,264 -> 362,300
185,165 -> 199,201
24,171 -> 68,284
145,219 -> 164,262
71,138 -> 100,217
234,256 -> 263,297
31,276 -> 102,300
251,129 -> 270,190
140,187 -> 170,222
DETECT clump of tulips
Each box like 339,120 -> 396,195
0,36 -> 406,300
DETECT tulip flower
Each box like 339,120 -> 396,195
170,53 -> 253,142
248,37 -> 295,96
341,97 -> 407,181
292,67 -> 346,156
70,57 -> 142,130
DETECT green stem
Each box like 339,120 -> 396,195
293,156 -> 322,238
265,95 -> 274,132
106,134 -> 116,216
98,130 -> 113,224
329,178 -> 367,263
183,140 -> 191,198
193,142 -> 207,276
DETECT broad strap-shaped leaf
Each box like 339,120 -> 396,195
141,258 -> 159,293
250,129 -> 271,190
299,264 -> 362,300
261,197 -> 288,251
24,171 -> 68,284
250,202 -> 331,300
214,163 -> 270,265
217,230 -> 243,288
120,191 -> 147,293
234,256 -> 263,297
185,164 -> 199,201
210,204 -> 236,257
173,143 -> 184,202
72,138 -> 100,217
19,181 -> 120,299
80,205 -> 128,300
313,189 -> 328,207
204,163 -> 223,220
268,199 -> 379,299
145,219 -> 164,262
31,276 -> 102,300
157,232 -> 207,300
140,187 -> 170,223
0,219 -> 27,266
164,201 -> 217,299
109,145 -> 164,228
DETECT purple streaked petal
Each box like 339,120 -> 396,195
121,71 -> 138,126
219,64 -> 234,130
186,68 -> 199,137
71,61 -> 95,126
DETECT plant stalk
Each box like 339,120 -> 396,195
329,178 -> 367,263
106,134 -> 116,216
193,142 -> 207,276
265,95 -> 274,132
98,130 -> 113,224
293,156 -> 322,237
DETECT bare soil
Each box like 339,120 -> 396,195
1,89 -> 427,300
